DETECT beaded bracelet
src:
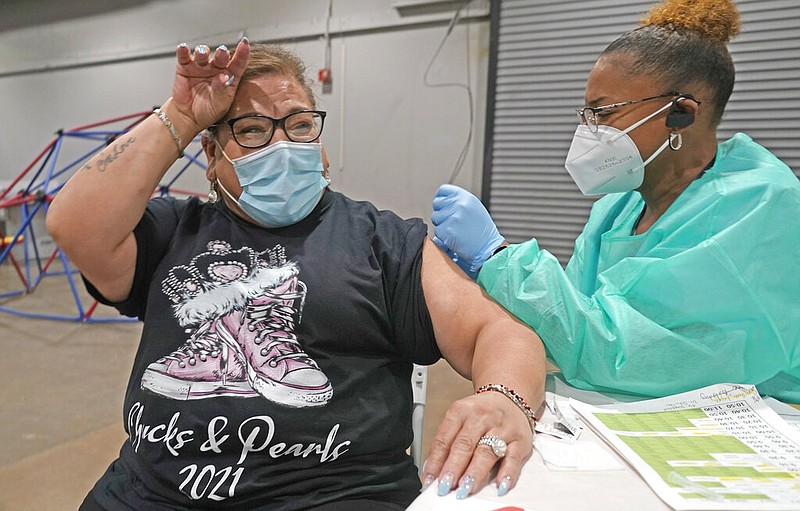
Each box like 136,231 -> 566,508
476,383 -> 538,433
152,107 -> 184,158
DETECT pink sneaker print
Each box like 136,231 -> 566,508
141,320 -> 258,400
217,273 -> 333,408
148,241 -> 332,407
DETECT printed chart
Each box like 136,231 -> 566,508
571,384 -> 800,510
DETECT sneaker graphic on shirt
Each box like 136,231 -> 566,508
217,272 -> 333,408
141,320 -> 257,400
146,241 -> 332,407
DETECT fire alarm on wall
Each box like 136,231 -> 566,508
318,68 -> 332,83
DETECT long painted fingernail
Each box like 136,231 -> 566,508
455,475 -> 474,500
197,46 -> 208,54
421,473 -> 435,491
217,44 -> 228,52
178,42 -> 188,49
497,475 -> 512,497
437,472 -> 454,496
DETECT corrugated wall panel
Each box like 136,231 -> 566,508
483,0 -> 800,265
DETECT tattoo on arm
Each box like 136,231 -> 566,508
82,136 -> 136,172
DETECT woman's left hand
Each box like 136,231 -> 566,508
421,390 -> 534,499
171,38 -> 251,134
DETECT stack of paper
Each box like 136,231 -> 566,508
570,383 -> 800,510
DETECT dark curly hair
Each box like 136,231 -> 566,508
602,0 -> 741,126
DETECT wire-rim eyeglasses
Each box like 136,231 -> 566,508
576,92 -> 698,133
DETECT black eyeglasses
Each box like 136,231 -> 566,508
576,92 -> 693,133
209,110 -> 326,148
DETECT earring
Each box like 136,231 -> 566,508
669,132 -> 683,151
208,181 -> 219,203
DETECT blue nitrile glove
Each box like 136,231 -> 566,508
432,235 -> 478,279
431,184 -> 504,275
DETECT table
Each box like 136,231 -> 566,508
409,374 -> 800,511
407,374 -> 674,511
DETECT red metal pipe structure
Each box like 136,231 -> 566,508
0,110 -> 207,322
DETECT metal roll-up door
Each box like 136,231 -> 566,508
483,0 -> 800,266
719,1 -> 800,170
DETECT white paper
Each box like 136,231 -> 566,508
765,397 -> 800,433
535,434 -> 625,471
570,383 -> 800,510
407,483 -> 536,511
415,493 -> 534,511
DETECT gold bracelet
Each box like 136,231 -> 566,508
476,383 -> 538,433
152,107 -> 184,157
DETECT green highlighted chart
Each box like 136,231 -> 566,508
571,384 -> 800,510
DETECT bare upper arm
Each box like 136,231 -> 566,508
83,231 -> 138,303
420,238 -> 521,378
51,223 -> 138,303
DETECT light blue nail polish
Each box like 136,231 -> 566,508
497,475 -> 512,497
437,472 -> 454,497
456,475 -> 474,500
218,44 -> 228,52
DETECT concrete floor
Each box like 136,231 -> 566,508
0,260 -> 473,511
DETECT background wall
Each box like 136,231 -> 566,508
0,0 -> 489,224
482,0 -> 800,264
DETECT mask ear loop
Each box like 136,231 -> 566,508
209,140 -> 242,207
216,178 -> 241,207
642,138 -> 671,167
608,101 -> 674,143
214,139 -> 236,166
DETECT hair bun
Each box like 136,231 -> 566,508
641,0 -> 741,43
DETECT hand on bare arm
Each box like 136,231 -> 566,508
419,239 -> 546,499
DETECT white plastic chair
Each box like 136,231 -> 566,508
411,363 -> 428,473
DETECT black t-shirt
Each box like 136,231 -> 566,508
84,189 -> 441,510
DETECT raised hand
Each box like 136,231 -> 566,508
171,38 -> 251,132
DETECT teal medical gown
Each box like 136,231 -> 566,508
478,133 -> 800,403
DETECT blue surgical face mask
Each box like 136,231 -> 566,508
216,140 -> 330,227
